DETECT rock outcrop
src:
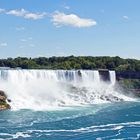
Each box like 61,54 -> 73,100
116,71 -> 140,80
0,90 -> 11,110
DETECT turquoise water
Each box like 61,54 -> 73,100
0,101 -> 140,140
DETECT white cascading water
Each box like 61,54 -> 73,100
109,70 -> 116,85
0,70 -> 134,110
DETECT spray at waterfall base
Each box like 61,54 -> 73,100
0,70 -> 136,110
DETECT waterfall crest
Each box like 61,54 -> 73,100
0,70 -> 134,110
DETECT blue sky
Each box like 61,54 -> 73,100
0,0 -> 140,59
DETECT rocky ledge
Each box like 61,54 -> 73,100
0,90 -> 11,110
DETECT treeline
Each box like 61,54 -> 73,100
0,56 -> 140,71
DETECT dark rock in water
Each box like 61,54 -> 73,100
77,70 -> 82,77
7,99 -> 12,102
100,94 -> 124,102
0,90 -> 5,96
0,90 -> 11,110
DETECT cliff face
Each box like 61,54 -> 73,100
117,78 -> 140,97
0,90 -> 11,110
116,71 -> 140,79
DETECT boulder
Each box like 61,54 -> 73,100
0,90 -> 11,110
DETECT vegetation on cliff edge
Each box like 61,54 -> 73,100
0,56 -> 140,71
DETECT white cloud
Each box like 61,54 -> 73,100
52,12 -> 97,28
24,12 -> 46,20
123,16 -> 129,20
20,37 -> 33,43
28,37 -> 32,40
0,8 -> 96,28
0,42 -> 7,47
0,8 -> 5,13
29,44 -> 35,47
1,8 -> 46,20
19,44 -> 35,49
16,26 -> 25,31
7,8 -> 27,16
19,45 -> 25,49
20,39 -> 27,42
64,6 -> 70,10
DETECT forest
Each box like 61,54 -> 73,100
0,56 -> 140,71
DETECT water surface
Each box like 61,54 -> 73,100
0,102 -> 140,140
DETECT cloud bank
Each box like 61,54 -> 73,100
0,8 -> 97,28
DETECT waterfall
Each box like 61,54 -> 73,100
0,70 -> 134,110
109,71 -> 116,85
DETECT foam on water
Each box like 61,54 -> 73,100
1,121 -> 140,140
0,70 -> 135,110
0,101 -> 140,140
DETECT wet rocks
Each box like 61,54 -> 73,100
100,94 -> 124,102
0,90 -> 11,110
